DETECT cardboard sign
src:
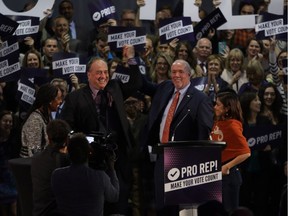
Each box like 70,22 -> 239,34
6,15 -> 40,39
111,65 -> 130,83
108,26 -> 146,51
88,0 -> 116,27
255,12 -> 287,40
183,0 -> 201,23
52,52 -> 86,78
0,0 -> 54,20
243,124 -> 285,150
16,77 -> 36,111
0,13 -> 19,37
139,0 -> 156,20
0,36 -> 21,82
158,17 -> 194,44
194,7 -> 227,40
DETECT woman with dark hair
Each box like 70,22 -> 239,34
20,83 -> 62,157
258,83 -> 284,125
239,91 -> 282,216
174,41 -> 201,77
210,90 -> 250,213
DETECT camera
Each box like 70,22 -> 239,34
86,132 -> 118,170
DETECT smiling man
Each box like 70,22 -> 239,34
141,59 -> 214,215
59,45 -> 142,216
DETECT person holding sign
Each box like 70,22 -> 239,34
210,89 -> 251,213
59,45 -> 142,215
239,91 -> 274,216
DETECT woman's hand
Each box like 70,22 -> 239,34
221,165 -> 230,175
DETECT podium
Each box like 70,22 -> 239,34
8,158 -> 33,216
153,140 -> 226,216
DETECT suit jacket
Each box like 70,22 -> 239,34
143,80 -> 214,146
142,80 -> 214,210
60,64 -> 142,152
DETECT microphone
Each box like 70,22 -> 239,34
171,109 -> 191,142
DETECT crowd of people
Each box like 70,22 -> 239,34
0,0 -> 287,216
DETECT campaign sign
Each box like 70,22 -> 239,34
16,77 -> 36,111
20,67 -> 50,86
194,8 -> 227,40
0,13 -> 19,38
164,146 -> 222,205
243,124 -> 285,150
6,15 -> 39,39
52,52 -> 86,78
88,0 -> 116,27
158,17 -> 194,44
108,26 -> 146,51
0,36 -> 21,82
111,65 -> 130,83
255,12 -> 287,40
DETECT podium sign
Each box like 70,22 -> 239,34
161,142 -> 223,205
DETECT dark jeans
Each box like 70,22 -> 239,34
222,166 -> 242,213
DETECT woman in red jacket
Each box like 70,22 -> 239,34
210,89 -> 251,214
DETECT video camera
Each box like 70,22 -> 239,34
86,132 -> 118,170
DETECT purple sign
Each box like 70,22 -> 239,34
255,12 -> 287,41
108,26 -> 146,51
0,13 -> 19,38
194,8 -> 227,40
16,77 -> 36,111
0,36 -> 21,82
6,15 -> 40,40
243,124 -> 285,150
52,52 -> 86,78
88,0 -> 116,27
159,17 -> 194,44
163,145 -> 222,205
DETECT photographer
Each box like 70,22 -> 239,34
51,133 -> 119,216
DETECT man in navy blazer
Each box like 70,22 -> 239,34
60,45 -> 142,215
142,59 -> 214,215
143,59 -> 213,145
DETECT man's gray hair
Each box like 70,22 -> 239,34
172,59 -> 192,75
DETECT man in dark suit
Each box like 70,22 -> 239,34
142,59 -> 214,215
60,45 -> 142,215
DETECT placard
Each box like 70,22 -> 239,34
158,17 -> 194,44
108,26 -> 146,51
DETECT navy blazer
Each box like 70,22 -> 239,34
143,79 -> 214,146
